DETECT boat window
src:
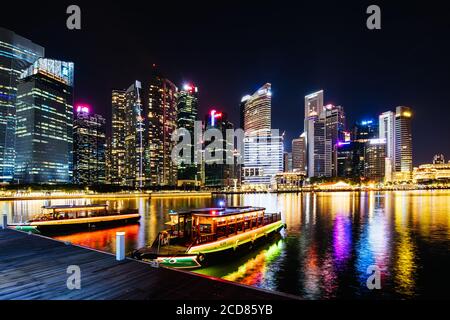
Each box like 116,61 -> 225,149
216,226 -> 227,238
199,224 -> 212,234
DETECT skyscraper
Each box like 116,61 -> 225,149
324,104 -> 346,177
204,109 -> 233,187
124,81 -> 145,188
147,67 -> 178,186
73,106 -> 106,185
379,111 -> 395,182
242,83 -> 283,187
110,89 -> 126,185
364,138 -> 387,182
394,106 -> 413,180
304,90 -> 325,178
292,133 -> 306,173
0,27 -> 44,182
176,84 -> 200,186
14,58 -> 74,184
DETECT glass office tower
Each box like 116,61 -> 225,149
14,58 -> 74,184
0,27 -> 44,182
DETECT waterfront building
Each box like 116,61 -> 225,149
0,27 -> 44,182
73,106 -> 106,185
110,89 -> 126,185
204,110 -> 233,188
147,66 -> 178,186
14,58 -> 74,184
335,141 -> 365,179
241,83 -> 283,187
413,162 -> 450,183
292,133 -> 306,173
274,172 -> 305,191
364,138 -> 387,182
176,84 -> 200,187
304,90 -> 324,178
124,81 -> 145,188
394,106 -> 413,181
324,104 -> 346,177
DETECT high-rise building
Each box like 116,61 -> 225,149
335,141 -> 365,179
364,138 -> 387,182
324,104 -> 346,177
14,58 -> 74,184
0,27 -> 44,182
204,110 -> 234,188
304,90 -> 325,178
176,84 -> 200,186
147,66 -> 178,186
379,112 -> 395,182
110,89 -> 126,185
73,106 -> 106,185
242,83 -> 283,187
124,81 -> 145,188
394,106 -> 413,180
292,133 -> 306,173
353,119 -> 378,142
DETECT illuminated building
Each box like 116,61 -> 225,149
274,172 -> 305,191
204,110 -> 233,187
14,58 -> 74,184
110,89 -> 126,185
292,133 -> 306,173
335,141 -> 364,179
324,104 -> 346,177
304,90 -> 325,178
353,119 -> 378,142
147,66 -> 178,186
0,27 -> 44,182
124,81 -> 145,188
379,111 -> 395,182
394,106 -> 413,181
241,83 -> 283,187
413,162 -> 450,183
73,106 -> 106,185
364,138 -> 387,182
176,84 -> 200,186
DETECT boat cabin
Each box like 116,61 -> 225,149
167,206 -> 281,245
32,204 -> 109,221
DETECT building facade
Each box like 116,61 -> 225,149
241,83 -> 283,187
394,106 -> 413,181
364,138 -> 387,182
0,27 -> 44,182
147,67 -> 178,186
292,133 -> 306,173
14,58 -> 74,184
109,89 -> 126,185
304,90 -> 325,178
124,81 -> 145,188
324,104 -> 346,177
73,106 -> 106,185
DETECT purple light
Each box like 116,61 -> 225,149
76,105 -> 90,114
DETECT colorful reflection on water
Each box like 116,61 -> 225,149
4,190 -> 450,299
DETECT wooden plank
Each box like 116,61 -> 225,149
0,229 -> 297,300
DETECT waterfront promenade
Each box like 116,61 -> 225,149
0,228 -> 295,300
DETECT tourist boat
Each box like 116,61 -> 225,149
9,204 -> 140,234
132,206 -> 285,269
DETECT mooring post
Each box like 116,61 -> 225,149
116,232 -> 125,261
1,214 -> 7,229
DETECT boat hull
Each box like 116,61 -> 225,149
138,221 -> 285,269
11,214 -> 140,235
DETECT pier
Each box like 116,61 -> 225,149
0,228 -> 295,300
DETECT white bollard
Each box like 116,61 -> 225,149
116,232 -> 125,261
1,214 -> 7,229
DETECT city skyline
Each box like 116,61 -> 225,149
1,1 -> 449,166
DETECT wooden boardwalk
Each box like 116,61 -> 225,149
0,229 -> 295,300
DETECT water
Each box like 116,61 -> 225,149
3,191 -> 449,299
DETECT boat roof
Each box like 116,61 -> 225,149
171,206 -> 266,217
42,204 -> 108,210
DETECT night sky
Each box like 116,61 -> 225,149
2,0 -> 450,165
